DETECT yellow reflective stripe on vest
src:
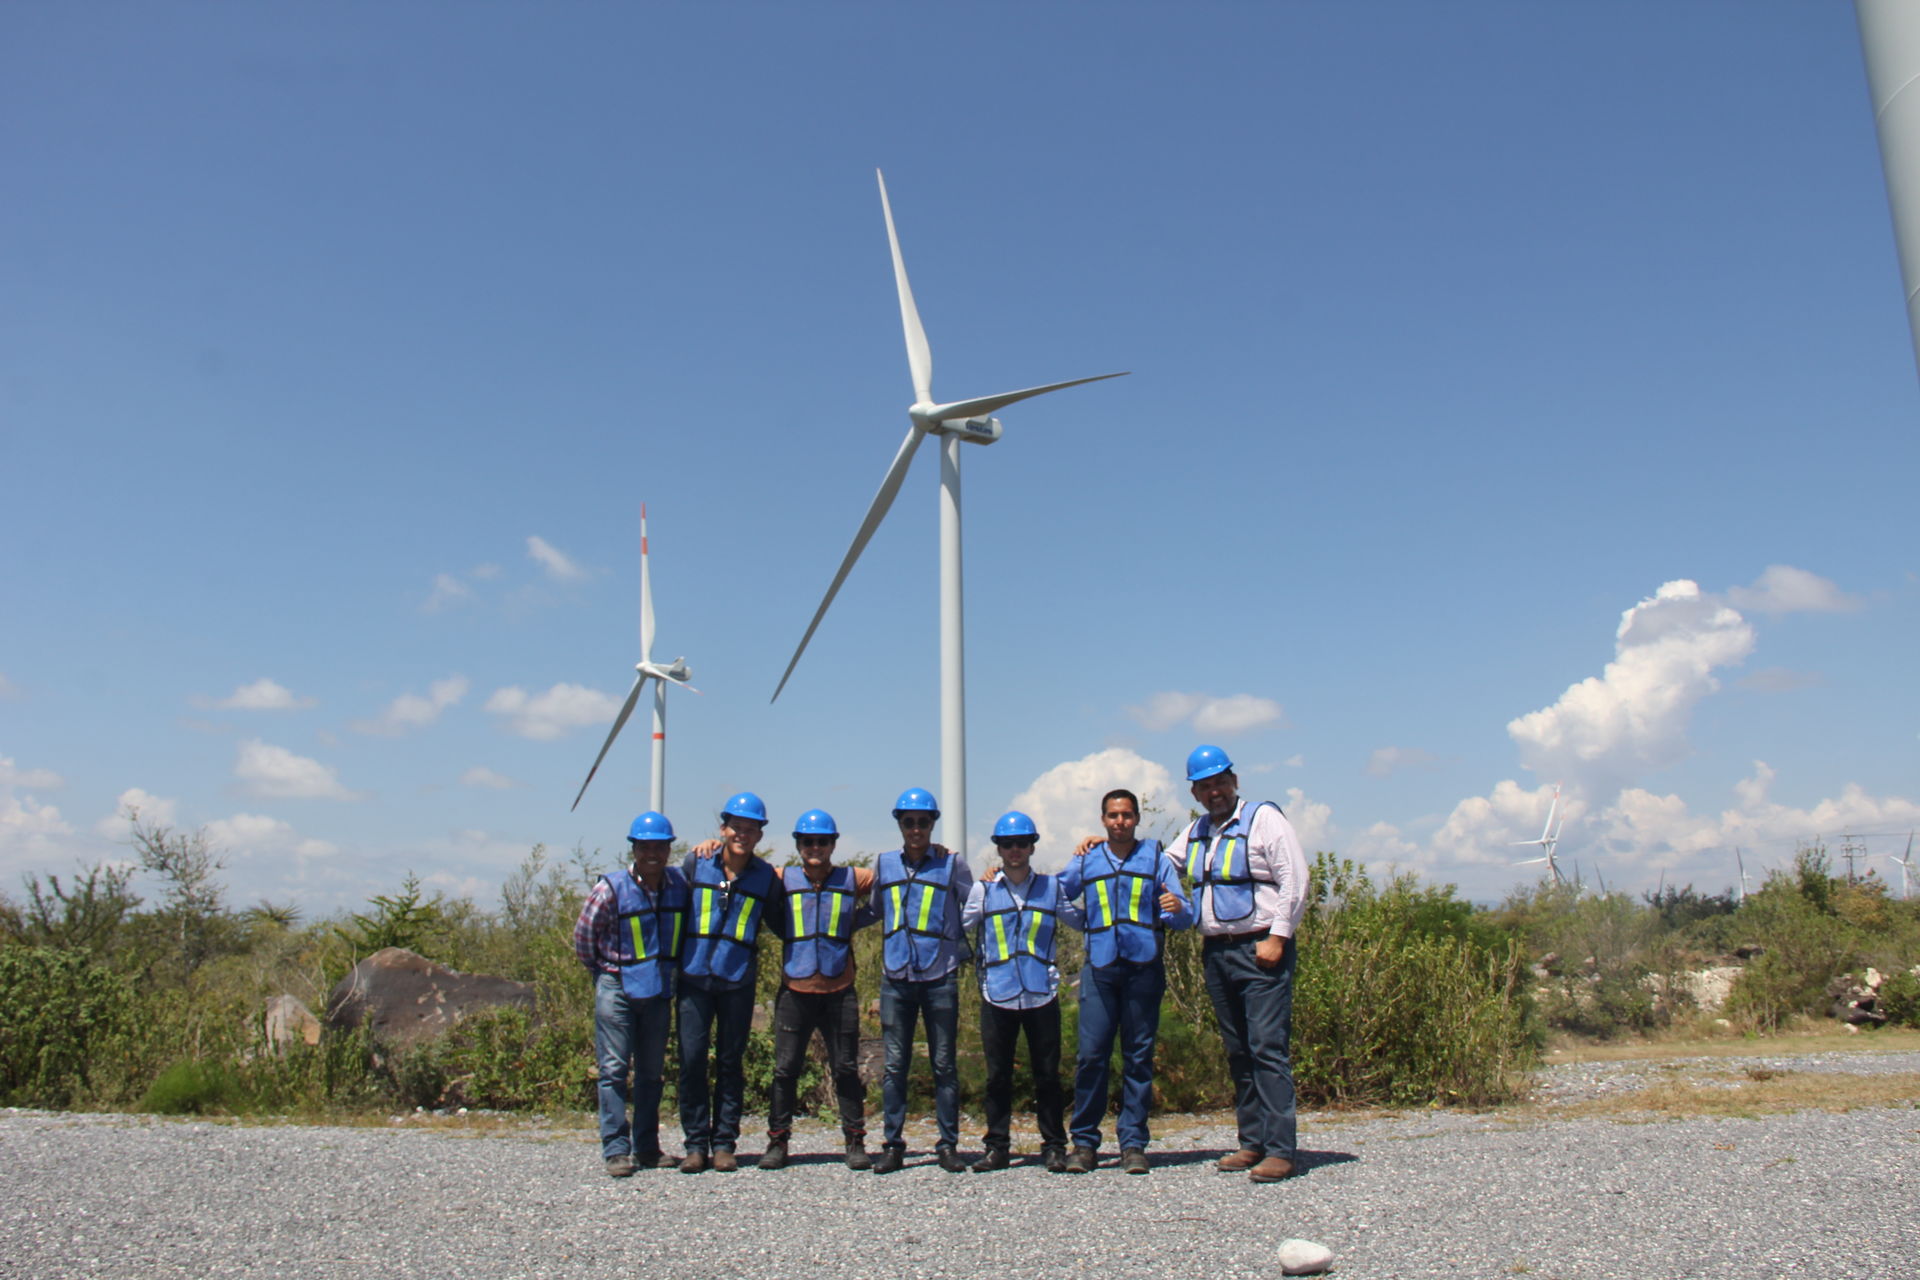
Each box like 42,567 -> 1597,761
671,912 -> 683,954
826,891 -> 843,937
990,914 -> 1009,960
698,887 -> 718,935
1218,837 -> 1237,880
1093,879 -> 1112,926
733,898 -> 756,941
889,884 -> 904,928
1126,875 -> 1147,923
915,884 -> 935,932
629,914 -> 648,960
1186,838 -> 1204,880
1025,908 -> 1043,954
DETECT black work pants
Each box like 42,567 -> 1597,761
979,998 -> 1066,1152
768,985 -> 866,1140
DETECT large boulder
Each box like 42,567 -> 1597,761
263,994 -> 322,1054
325,947 -> 534,1047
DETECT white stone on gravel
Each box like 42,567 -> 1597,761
1278,1237 -> 1334,1274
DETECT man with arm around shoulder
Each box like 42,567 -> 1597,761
1166,745 -> 1311,1183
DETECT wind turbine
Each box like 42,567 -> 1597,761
572,505 -> 698,813
771,170 -> 1127,857
1734,847 -> 1753,905
1883,832 -> 1916,900
1512,783 -> 1566,885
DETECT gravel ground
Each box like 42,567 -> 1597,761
3,1049 -> 1916,1280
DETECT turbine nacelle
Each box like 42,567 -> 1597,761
911,409 -> 1003,443
638,657 -> 694,687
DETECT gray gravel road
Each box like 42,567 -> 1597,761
4,1049 -> 1916,1280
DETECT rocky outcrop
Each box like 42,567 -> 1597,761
263,994 -> 322,1053
325,947 -> 534,1047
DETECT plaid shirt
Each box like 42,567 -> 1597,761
573,874 -> 627,975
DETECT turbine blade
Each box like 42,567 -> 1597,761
640,505 -> 656,662
570,673 -> 649,811
878,170 -> 933,405
924,372 -> 1129,423
1536,783 -> 1561,843
772,424 -> 925,702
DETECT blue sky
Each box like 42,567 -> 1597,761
4,2 -> 1915,912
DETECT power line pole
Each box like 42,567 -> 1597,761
1839,829 -> 1867,885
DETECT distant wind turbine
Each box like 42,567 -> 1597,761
572,505 -> 699,813
771,170 -> 1128,856
1883,832 -> 1916,900
1734,847 -> 1754,905
1513,783 -> 1566,885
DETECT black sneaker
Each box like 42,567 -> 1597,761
935,1143 -> 966,1173
1042,1145 -> 1068,1174
759,1139 -> 788,1171
872,1146 -> 905,1175
604,1153 -> 635,1177
970,1147 -> 1010,1173
1065,1146 -> 1098,1174
1121,1147 -> 1150,1175
845,1140 -> 872,1171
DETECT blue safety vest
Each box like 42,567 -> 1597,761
604,867 -> 689,1001
1081,839 -> 1167,967
977,873 -> 1061,1003
782,864 -> 857,981
680,855 -> 776,986
876,848 -> 956,976
1182,801 -> 1282,924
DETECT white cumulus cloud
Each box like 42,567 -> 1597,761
352,675 -> 470,736
204,812 -> 339,861
1128,691 -> 1284,736
526,535 -> 586,582
95,787 -> 178,837
234,740 -> 359,800
484,683 -> 621,740
459,765 -> 522,790
0,757 -> 63,790
1507,580 -> 1754,796
200,678 -> 316,712
1005,748 -> 1181,871
1725,565 -> 1860,616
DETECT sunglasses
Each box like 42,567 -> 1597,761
796,836 -> 836,850
993,837 -> 1036,849
897,815 -> 935,829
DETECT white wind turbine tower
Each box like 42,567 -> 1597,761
1513,783 -> 1567,885
1734,847 -> 1754,904
572,505 -> 698,814
772,170 -> 1127,857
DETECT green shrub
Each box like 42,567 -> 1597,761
139,1059 -> 248,1115
0,947 -> 137,1107
1875,969 -> 1920,1029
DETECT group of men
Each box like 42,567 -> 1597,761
573,744 -> 1310,1182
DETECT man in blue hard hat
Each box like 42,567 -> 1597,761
573,810 -> 690,1176
760,808 -> 880,1172
1058,788 -> 1193,1174
871,786 -> 973,1173
675,791 -> 784,1173
960,811 -> 1079,1173
1166,745 -> 1311,1183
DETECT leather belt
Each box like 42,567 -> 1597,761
1204,929 -> 1271,946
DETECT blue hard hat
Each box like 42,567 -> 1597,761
793,808 -> 839,837
721,792 -> 768,825
1186,744 -> 1235,782
628,811 -> 675,842
992,811 -> 1038,842
892,787 -> 940,817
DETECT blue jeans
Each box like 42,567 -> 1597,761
593,972 -> 671,1160
677,980 -> 755,1152
879,972 -> 959,1149
1071,959 -> 1166,1152
1201,934 -> 1297,1159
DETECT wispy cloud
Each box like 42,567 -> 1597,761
423,572 -> 473,613
484,683 -> 620,740
351,676 -> 470,736
1128,691 -> 1285,736
196,678 -> 317,712
234,740 -> 359,800
1725,565 -> 1860,617
526,535 -> 586,582
0,758 -> 63,790
459,765 -> 522,790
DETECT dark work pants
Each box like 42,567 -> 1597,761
768,985 -> 866,1141
979,998 -> 1067,1152
1071,958 -> 1166,1152
1201,933 -> 1297,1159
677,980 -> 755,1153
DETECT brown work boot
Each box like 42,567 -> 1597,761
710,1148 -> 739,1172
678,1150 -> 708,1174
1217,1147 -> 1262,1172
1248,1155 -> 1296,1183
